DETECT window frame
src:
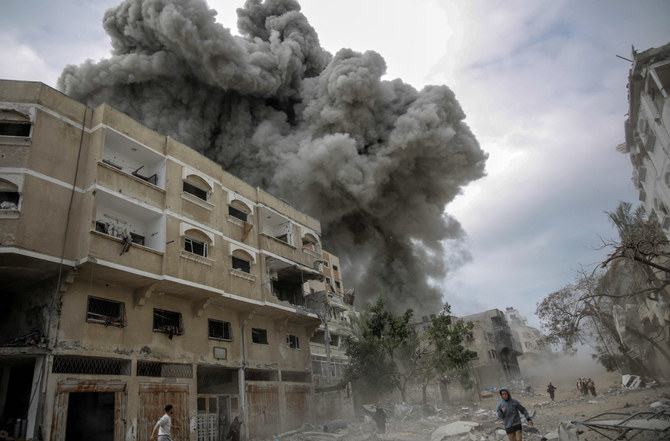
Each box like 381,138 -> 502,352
185,236 -> 208,257
228,205 -> 248,222
251,328 -> 269,345
232,255 -> 251,273
183,180 -> 209,201
208,319 -> 233,341
86,296 -> 126,328
153,308 -> 184,337
286,334 -> 300,349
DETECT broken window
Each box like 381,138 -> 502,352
333,264 -> 338,272
251,328 -> 268,344
232,256 -> 251,273
0,179 -> 20,210
286,334 -> 300,349
185,236 -> 208,257
153,309 -> 184,338
310,330 -> 326,344
228,205 -> 248,222
86,296 -> 126,327
335,281 -> 341,289
208,319 -> 232,341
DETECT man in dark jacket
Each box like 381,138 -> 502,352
497,387 -> 533,441
227,416 -> 242,441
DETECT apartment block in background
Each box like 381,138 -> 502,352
0,80 -> 332,441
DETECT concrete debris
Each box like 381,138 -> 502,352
430,421 -> 479,441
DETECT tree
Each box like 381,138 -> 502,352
344,298 -> 475,404
417,304 -> 475,404
537,202 -> 670,378
344,296 -> 414,401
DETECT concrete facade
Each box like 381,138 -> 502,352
0,80 -> 339,441
619,43 -> 670,379
460,309 -> 522,389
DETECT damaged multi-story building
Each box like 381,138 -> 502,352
0,79 -> 353,441
306,251 -> 356,421
617,42 -> 670,379
459,309 -> 523,389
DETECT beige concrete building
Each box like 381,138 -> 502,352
0,80 -> 338,441
460,309 -> 522,389
306,251 -> 356,421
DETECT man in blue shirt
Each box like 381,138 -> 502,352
497,387 -> 533,441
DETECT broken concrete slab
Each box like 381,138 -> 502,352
430,421 -> 479,441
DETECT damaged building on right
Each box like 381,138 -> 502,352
617,42 -> 670,378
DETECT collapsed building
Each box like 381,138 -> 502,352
0,80 -> 354,441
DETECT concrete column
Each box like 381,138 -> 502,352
238,367 -> 247,440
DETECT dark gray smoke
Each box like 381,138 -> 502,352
58,0 -> 487,314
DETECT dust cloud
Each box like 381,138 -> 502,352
58,0 -> 487,313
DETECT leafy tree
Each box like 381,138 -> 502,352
417,304 -> 476,404
344,298 -> 475,403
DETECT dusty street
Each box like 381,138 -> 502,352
286,370 -> 670,441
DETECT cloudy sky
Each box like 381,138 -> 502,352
2,0 -> 669,326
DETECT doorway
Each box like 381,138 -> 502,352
65,392 -> 114,441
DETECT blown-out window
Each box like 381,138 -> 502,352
232,256 -> 251,273
0,179 -> 19,210
208,319 -> 232,341
251,328 -> 268,344
287,334 -> 300,349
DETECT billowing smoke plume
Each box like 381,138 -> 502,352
59,0 -> 487,314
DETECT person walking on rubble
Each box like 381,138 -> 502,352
497,387 -> 533,441
150,404 -> 180,441
547,382 -> 556,401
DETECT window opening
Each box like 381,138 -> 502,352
153,309 -> 184,339
335,281 -> 341,289
0,120 -> 31,137
183,181 -> 208,201
185,236 -> 208,257
0,191 -> 19,210
229,205 -> 248,222
287,334 -> 300,349
208,319 -> 232,341
251,328 -> 268,344
333,265 -> 338,271
232,256 -> 251,273
87,296 -> 126,327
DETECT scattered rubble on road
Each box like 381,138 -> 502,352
268,383 -> 670,441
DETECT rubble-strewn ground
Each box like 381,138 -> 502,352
274,372 -> 670,441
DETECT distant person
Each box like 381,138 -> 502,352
497,387 -> 533,441
547,382 -> 557,401
587,378 -> 596,397
150,404 -> 180,441
227,416 -> 243,441
374,406 -> 387,433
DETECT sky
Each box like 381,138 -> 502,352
1,0 -> 669,328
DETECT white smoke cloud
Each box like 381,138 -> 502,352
58,0 -> 487,313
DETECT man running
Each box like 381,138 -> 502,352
150,404 -> 180,441
497,387 -> 533,441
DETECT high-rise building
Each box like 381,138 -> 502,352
620,42 -> 670,229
